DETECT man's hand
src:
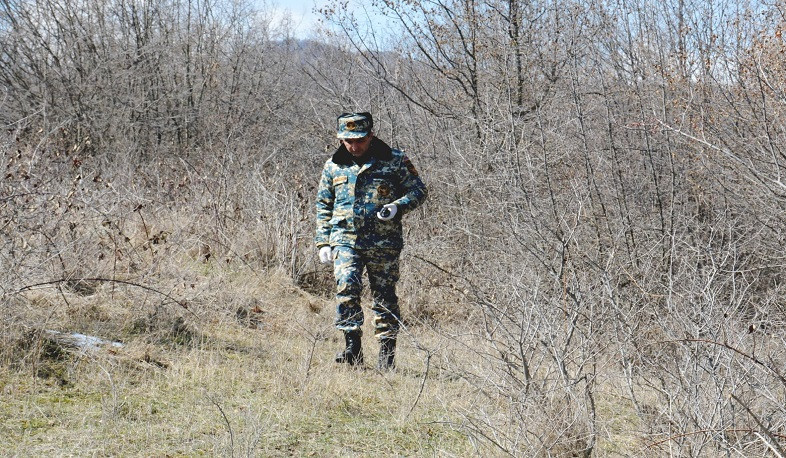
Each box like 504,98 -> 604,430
319,246 -> 333,264
377,203 -> 398,221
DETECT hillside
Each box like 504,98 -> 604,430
3,0 -> 786,455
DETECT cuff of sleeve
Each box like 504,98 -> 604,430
391,199 -> 409,214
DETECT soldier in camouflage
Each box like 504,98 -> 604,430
315,112 -> 427,369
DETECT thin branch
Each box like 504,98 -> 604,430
17,277 -> 198,319
405,350 -> 432,419
646,428 -> 786,449
730,392 -> 786,457
663,338 -> 786,387
206,393 -> 235,457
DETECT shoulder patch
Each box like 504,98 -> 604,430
403,157 -> 419,176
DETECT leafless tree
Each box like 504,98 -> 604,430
2,0 -> 786,454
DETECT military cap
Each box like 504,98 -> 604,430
336,112 -> 373,139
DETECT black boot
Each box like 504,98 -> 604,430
335,330 -> 364,366
377,338 -> 396,370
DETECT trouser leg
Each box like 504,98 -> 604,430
333,246 -> 364,332
365,248 -> 401,341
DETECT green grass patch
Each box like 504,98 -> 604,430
0,321 -> 476,456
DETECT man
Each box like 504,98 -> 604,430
315,112 -> 427,370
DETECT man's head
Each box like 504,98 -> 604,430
337,112 -> 374,157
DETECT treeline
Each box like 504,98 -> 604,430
2,0 -> 786,455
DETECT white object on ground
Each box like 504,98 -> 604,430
46,330 -> 124,350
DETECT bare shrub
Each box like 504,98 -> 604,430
3,0 -> 786,454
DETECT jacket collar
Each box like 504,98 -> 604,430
331,137 -> 393,166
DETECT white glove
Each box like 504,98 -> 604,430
377,203 -> 398,221
319,246 -> 333,264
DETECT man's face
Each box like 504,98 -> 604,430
341,134 -> 373,157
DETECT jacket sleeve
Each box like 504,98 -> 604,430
315,164 -> 334,248
392,154 -> 427,214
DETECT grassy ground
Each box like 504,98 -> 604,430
1,257 -> 652,457
1,269 -> 479,457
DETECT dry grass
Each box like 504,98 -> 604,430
0,264 -> 482,457
0,255 -> 689,458
0,193 -> 674,457
0,215 -> 720,457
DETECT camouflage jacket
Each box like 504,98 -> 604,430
315,138 -> 427,250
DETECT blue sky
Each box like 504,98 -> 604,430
267,0 -> 387,40
268,0 -> 327,38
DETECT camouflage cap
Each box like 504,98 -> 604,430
336,112 -> 373,139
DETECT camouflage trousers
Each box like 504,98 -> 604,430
332,245 -> 401,340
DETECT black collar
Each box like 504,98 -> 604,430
331,137 -> 393,166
